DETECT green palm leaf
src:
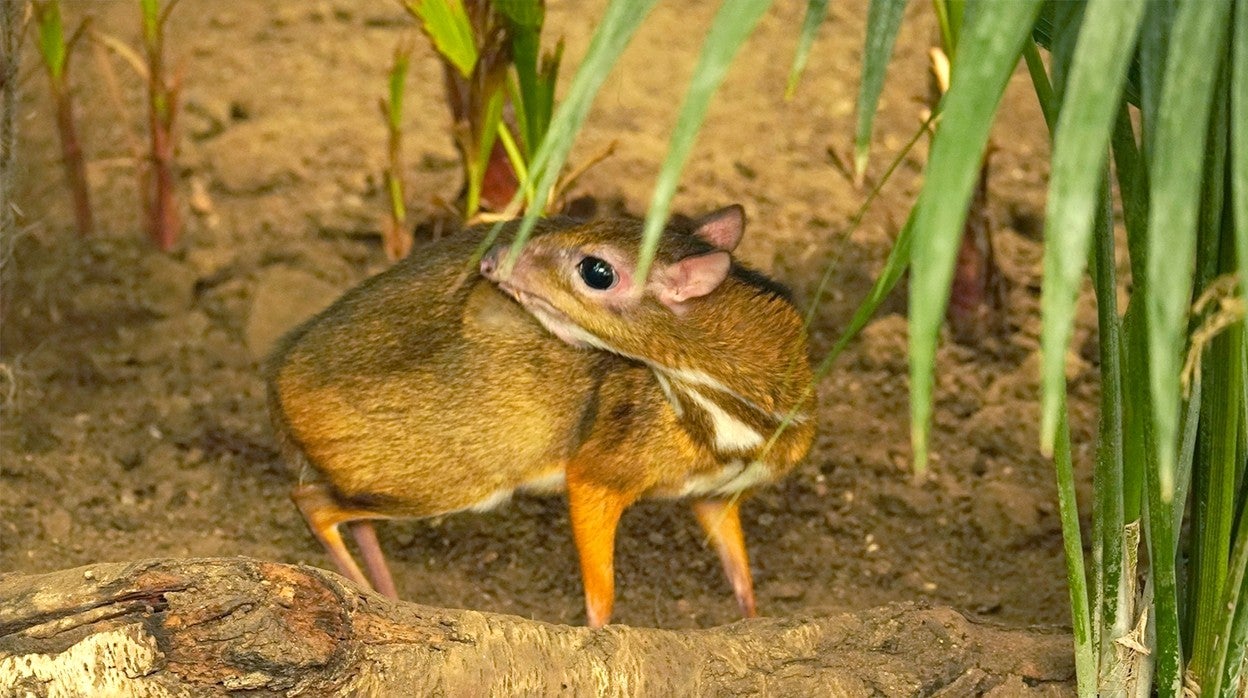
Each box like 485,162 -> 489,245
635,0 -> 774,282
907,0 -> 1042,475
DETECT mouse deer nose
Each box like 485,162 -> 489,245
480,246 -> 503,279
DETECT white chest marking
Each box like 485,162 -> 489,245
654,373 -> 684,418
682,388 -> 764,453
664,367 -> 808,424
522,317 -> 811,433
680,460 -> 774,497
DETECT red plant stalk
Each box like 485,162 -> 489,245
141,4 -> 181,251
50,78 -> 94,236
145,91 -> 179,250
479,137 -> 518,212
30,0 -> 94,236
946,156 -> 1003,343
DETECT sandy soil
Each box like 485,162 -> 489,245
3,0 -> 1096,654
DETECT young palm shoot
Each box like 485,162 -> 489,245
30,0 -> 93,236
380,37 -> 415,261
405,0 -> 517,219
404,0 -> 574,222
138,0 -> 183,251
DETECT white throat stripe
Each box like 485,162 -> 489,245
681,387 -> 765,453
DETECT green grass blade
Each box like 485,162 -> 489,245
1039,0 -> 1145,454
933,0 -> 951,55
907,0 -> 1042,474
32,1 -> 67,80
1137,0 -> 1174,156
852,0 -> 907,176
1235,28 -> 1248,697
1235,0 -> 1248,354
1112,105 -> 1148,288
1144,0 -> 1232,504
1054,398 -> 1097,698
140,0 -> 159,44
1021,42 -> 1055,130
387,47 -> 410,132
818,209 -> 915,373
1192,296 -> 1241,688
496,0 -> 659,265
1139,16 -> 1234,680
1145,453 -> 1184,698
1189,67 -> 1234,688
635,0 -> 773,282
785,0 -> 829,99
464,90 -> 505,218
1171,374 -> 1202,549
1090,179 -> 1132,692
1215,530 -> 1248,697
1112,107 -> 1150,529
407,0 -> 477,77
1032,9 -> 1145,111
498,0 -> 548,152
1045,0 -> 1086,98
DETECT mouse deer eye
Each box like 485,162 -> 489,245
577,256 -> 617,290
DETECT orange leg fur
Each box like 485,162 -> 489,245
692,498 -> 757,618
292,484 -> 396,598
566,475 -> 636,628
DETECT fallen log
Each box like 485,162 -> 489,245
0,558 -> 1073,696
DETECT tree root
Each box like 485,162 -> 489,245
0,557 -> 1074,696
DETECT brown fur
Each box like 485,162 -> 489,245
494,218 -> 815,484
266,219 -> 616,518
266,214 -> 815,624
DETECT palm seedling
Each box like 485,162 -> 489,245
30,0 -> 93,237
402,0 -> 562,221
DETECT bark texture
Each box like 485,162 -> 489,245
0,558 -> 1074,696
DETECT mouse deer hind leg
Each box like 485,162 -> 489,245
692,497 -> 757,619
349,520 -> 399,598
291,483 -> 399,599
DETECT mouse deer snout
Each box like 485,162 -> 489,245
480,245 -> 504,281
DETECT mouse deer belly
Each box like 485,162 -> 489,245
275,365 -> 589,518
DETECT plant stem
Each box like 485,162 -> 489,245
1055,397 -> 1097,698
141,0 -> 179,250
51,80 -> 93,236
1111,108 -> 1148,524
1090,172 -> 1128,692
1211,478 -> 1248,696
32,0 -> 93,236
1145,451 -> 1184,697
495,123 -> 531,204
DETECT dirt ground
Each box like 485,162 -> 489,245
3,0 -> 1096,658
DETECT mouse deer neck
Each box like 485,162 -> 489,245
613,278 -> 814,461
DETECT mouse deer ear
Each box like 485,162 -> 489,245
654,251 -> 731,311
692,205 -> 745,251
